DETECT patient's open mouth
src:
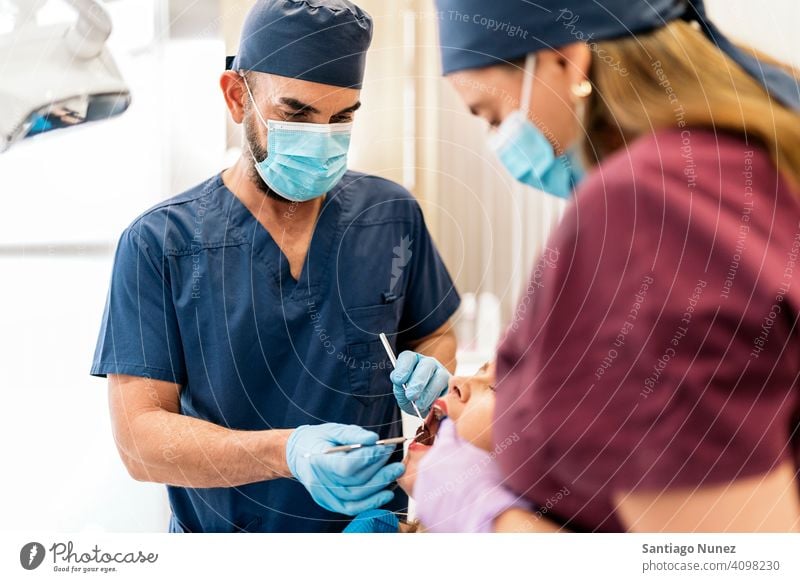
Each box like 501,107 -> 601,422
413,399 -> 447,446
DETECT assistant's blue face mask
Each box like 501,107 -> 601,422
489,54 -> 584,199
243,76 -> 352,202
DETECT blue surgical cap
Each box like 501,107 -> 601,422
434,0 -> 800,111
226,0 -> 373,89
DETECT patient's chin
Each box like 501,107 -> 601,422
399,442 -> 431,496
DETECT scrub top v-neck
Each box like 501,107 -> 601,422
91,170 -> 460,532
227,177 -> 338,299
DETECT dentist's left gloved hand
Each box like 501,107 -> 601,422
286,423 -> 405,516
390,351 -> 450,416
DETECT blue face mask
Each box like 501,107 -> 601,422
488,54 -> 584,199
243,77 -> 352,202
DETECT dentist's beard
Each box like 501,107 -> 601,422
243,111 -> 292,203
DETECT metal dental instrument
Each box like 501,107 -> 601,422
304,437 -> 409,457
379,332 -> 425,422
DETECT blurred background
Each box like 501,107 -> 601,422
1,0 -> 798,532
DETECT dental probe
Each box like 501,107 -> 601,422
378,332 -> 425,422
303,437 -> 410,457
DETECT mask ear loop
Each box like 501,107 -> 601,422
519,53 -> 536,114
240,73 -> 270,129
240,73 -> 273,173
507,53 -> 538,312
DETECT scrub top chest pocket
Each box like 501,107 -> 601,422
342,298 -> 404,403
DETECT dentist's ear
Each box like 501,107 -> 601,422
220,71 -> 248,124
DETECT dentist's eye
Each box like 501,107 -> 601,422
283,110 -> 309,121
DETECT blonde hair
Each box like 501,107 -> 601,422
584,20 -> 800,190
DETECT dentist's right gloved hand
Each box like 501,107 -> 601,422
286,423 -> 405,516
390,351 -> 450,416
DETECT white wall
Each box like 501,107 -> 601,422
706,0 -> 800,68
0,256 -> 169,532
0,0 -> 226,532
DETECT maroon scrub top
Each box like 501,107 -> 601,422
494,128 -> 800,532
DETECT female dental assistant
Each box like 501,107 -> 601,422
412,0 -> 800,532
90,0 -> 460,533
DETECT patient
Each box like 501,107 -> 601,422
343,363 -> 497,533
344,361 -> 563,533
398,361 -> 496,496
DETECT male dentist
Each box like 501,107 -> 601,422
91,0 -> 459,532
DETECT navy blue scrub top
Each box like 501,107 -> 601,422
91,171 -> 460,532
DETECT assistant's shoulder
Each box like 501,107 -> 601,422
574,129 -> 770,226
337,170 -> 420,225
576,130 -> 685,205
123,174 -> 228,255
582,128 -> 770,198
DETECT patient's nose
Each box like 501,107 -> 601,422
447,374 -> 462,392
446,376 -> 471,402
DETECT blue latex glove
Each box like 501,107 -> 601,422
390,351 -> 450,416
342,509 -> 400,533
286,423 -> 405,516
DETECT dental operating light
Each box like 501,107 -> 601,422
0,0 -> 131,153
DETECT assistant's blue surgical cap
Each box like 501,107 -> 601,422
434,0 -> 800,111
226,0 -> 373,89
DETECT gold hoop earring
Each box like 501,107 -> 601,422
571,80 -> 592,99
